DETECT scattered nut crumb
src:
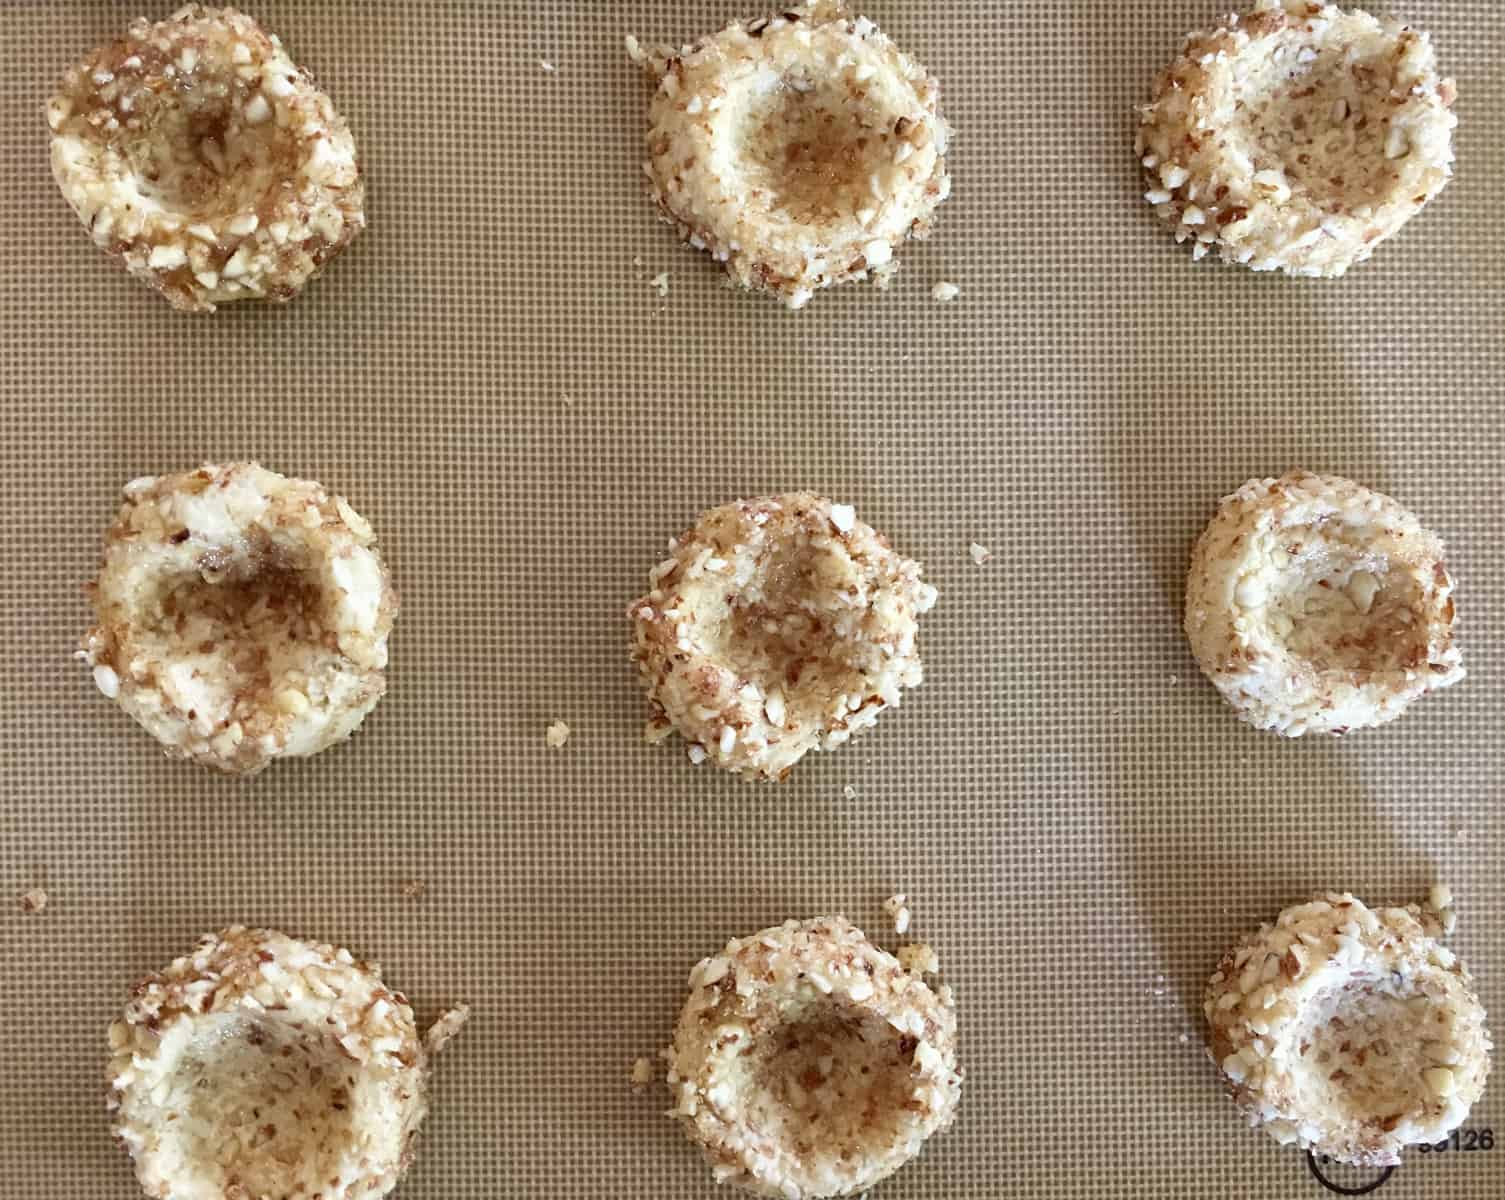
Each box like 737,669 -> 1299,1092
937,983 -> 956,1007
882,893 -> 911,935
931,281 -> 960,302
649,271 -> 670,297
897,942 -> 939,975
398,878 -> 426,900
687,744 -> 707,765
842,784 -> 856,800
968,542 -> 992,565
1428,883 -> 1457,933
425,1003 -> 471,1054
630,1056 -> 656,1087
539,59 -> 557,73
18,888 -> 47,915
545,720 -> 571,749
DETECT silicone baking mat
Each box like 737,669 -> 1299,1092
2,2 -> 1501,1197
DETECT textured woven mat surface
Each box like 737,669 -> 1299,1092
2,2 -> 1502,1197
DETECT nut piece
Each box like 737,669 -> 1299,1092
80,463 -> 397,774
423,1003 -> 470,1055
1205,892 -> 1492,1166
882,893 -> 912,935
1422,1066 -> 1456,1097
107,928 -> 461,1200
18,889 -> 48,915
1185,471 -> 1463,736
48,6 -> 365,311
667,917 -> 961,1197
1426,882 -> 1459,934
897,942 -> 939,975
545,720 -> 571,749
633,0 -> 952,309
627,494 -> 937,782
1137,0 -> 1456,276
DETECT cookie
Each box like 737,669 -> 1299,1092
1185,471 -> 1463,735
631,1 -> 950,308
1137,0 -> 1455,275
81,463 -> 396,773
1205,891 -> 1490,1165
107,927 -> 465,1200
667,916 -> 961,1197
47,5 -> 364,311
628,494 -> 936,781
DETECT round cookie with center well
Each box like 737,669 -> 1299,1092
667,916 -> 961,1198
630,0 -> 951,309
47,5 -> 365,311
1205,892 -> 1491,1165
1184,471 -> 1463,736
1136,0 -> 1456,276
80,463 -> 397,774
108,927 -> 465,1200
627,494 -> 937,782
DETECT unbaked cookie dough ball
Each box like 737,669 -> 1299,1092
1185,471 -> 1463,736
47,5 -> 365,311
80,463 -> 397,774
667,917 -> 961,1197
107,927 -> 467,1200
1137,0 -> 1456,276
629,0 -> 951,308
1205,891 -> 1490,1165
627,494 -> 937,782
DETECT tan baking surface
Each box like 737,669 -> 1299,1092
2,2 -> 1501,1197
